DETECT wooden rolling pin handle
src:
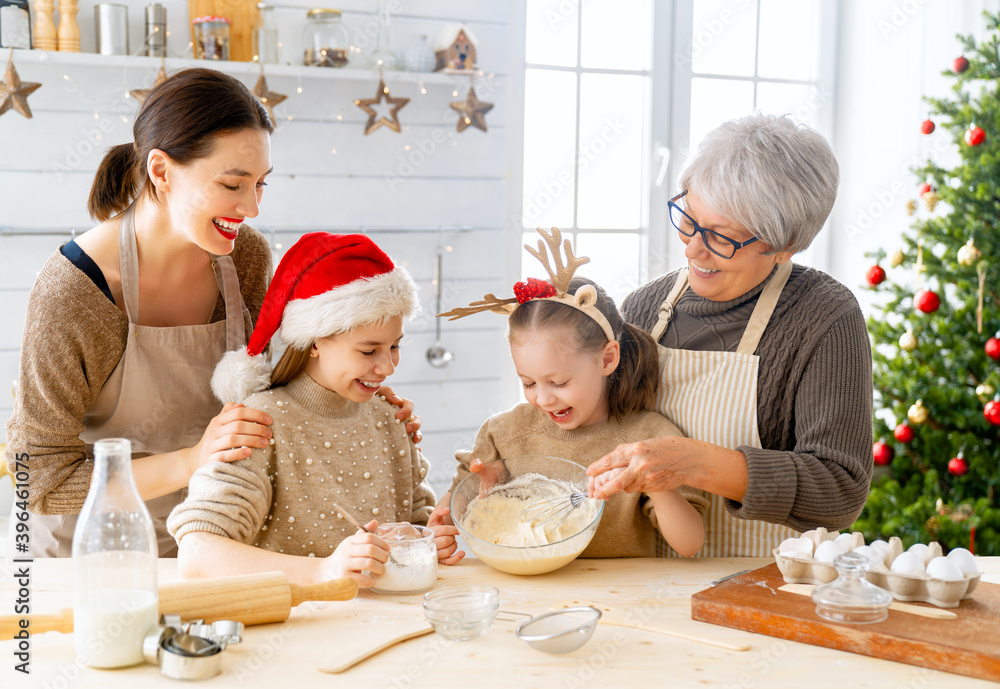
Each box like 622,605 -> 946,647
1,607 -> 73,638
289,577 -> 358,606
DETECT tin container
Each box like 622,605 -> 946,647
94,3 -> 128,56
144,3 -> 166,57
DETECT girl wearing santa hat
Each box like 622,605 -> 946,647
168,232 -> 461,587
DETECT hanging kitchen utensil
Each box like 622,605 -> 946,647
426,245 -> 454,367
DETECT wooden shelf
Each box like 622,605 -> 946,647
10,49 -> 498,85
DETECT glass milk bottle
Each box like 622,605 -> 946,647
72,438 -> 158,668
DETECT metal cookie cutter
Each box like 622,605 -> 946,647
143,615 -> 244,680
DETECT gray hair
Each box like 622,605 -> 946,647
678,113 -> 839,255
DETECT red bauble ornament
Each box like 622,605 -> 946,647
513,277 -> 557,304
920,119 -> 935,135
913,289 -> 941,313
965,126 -> 986,146
986,335 -> 1000,361
873,440 -> 894,466
893,423 -> 915,444
948,455 -> 969,476
953,56 -> 970,73
986,400 -> 1000,426
865,264 -> 886,287
919,182 -> 933,196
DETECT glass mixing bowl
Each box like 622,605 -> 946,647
450,455 -> 604,575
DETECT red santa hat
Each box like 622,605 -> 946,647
211,232 -> 420,402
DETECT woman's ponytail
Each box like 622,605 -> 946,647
606,321 -> 659,419
87,143 -> 140,222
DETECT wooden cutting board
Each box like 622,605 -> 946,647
187,0 -> 257,61
690,563 -> 1000,682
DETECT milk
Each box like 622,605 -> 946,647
74,588 -> 158,668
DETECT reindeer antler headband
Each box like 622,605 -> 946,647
438,227 -> 616,342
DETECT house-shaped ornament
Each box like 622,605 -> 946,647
433,22 -> 478,71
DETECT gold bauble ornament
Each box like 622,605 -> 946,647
889,249 -> 905,268
922,190 -> 942,212
957,238 -> 982,266
899,330 -> 918,351
905,199 -> 917,216
907,399 -> 929,425
977,383 -> 996,403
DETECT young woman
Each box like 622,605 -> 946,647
168,233 -> 461,587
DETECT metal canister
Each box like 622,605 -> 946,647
145,3 -> 166,57
94,3 -> 128,55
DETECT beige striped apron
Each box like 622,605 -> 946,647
653,262 -> 798,557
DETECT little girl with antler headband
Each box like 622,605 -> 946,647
429,228 -> 708,557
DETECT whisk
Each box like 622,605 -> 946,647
520,492 -> 590,530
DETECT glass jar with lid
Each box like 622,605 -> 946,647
254,3 -> 279,64
302,8 -> 349,67
193,15 -> 230,60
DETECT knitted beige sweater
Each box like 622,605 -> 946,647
168,374 -> 435,556
452,404 -> 709,558
5,227 -> 272,515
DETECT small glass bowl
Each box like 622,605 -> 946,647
422,585 -> 498,641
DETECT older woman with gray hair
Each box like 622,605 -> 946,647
587,113 -> 873,557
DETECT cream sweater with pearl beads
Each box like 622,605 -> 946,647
167,373 -> 434,556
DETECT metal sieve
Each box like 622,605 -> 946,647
514,606 -> 601,654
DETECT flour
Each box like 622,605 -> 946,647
370,524 -> 438,594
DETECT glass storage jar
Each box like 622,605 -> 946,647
193,15 -> 230,60
253,3 -> 279,64
302,8 -> 349,67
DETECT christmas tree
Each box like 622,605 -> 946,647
854,11 -> 1000,555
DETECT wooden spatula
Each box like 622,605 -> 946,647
317,619 -> 434,673
778,583 -> 958,620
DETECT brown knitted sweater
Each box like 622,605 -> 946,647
622,264 -> 874,531
452,403 -> 710,558
4,226 -> 272,514
168,374 -> 435,556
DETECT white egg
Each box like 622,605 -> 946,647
853,545 -> 881,566
834,533 -> 853,550
890,551 -> 926,575
946,547 -> 979,575
907,543 -> 932,564
925,556 -> 964,581
814,540 -> 848,564
778,537 -> 814,556
869,539 -> 889,556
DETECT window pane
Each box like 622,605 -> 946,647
526,0 -> 578,67
691,0 -> 759,77
757,0 -> 819,81
689,78 -> 754,150
581,0 -> 652,71
577,73 -> 645,230
756,82 -> 825,128
522,231 -> 571,281
522,69 -> 577,228
576,233 -> 641,306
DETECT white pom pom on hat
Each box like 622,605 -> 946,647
211,232 -> 420,402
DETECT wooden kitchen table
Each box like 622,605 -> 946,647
1,556 -> 998,688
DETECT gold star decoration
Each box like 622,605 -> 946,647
0,50 -> 42,119
129,65 -> 168,105
450,86 -> 493,133
354,78 -> 409,135
254,72 -> 287,123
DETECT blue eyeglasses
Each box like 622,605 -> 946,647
668,191 -> 759,259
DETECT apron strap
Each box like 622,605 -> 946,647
736,261 -> 792,355
118,204 -> 140,324
212,255 -> 250,352
650,269 -> 690,342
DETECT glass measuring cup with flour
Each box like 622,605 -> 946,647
369,523 -> 438,594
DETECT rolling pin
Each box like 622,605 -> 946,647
0,571 -> 357,639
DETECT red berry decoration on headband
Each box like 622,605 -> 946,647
920,119 -> 935,135
866,264 -> 886,287
513,277 -> 557,304
986,399 -> 1000,426
894,423 -> 915,444
873,440 -> 894,466
953,56 -> 969,73
986,334 -> 1000,361
914,289 -> 941,313
965,125 -> 986,146
948,454 -> 969,476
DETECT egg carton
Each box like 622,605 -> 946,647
772,528 -> 981,608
